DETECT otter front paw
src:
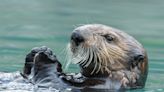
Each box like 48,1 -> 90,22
61,73 -> 85,84
111,70 -> 131,88
121,71 -> 139,88
121,77 -> 129,87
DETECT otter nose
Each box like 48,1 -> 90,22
71,32 -> 84,46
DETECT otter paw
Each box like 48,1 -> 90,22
121,77 -> 129,87
130,72 -> 139,84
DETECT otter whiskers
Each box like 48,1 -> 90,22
66,34 -> 129,75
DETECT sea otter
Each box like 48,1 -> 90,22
66,24 -> 148,89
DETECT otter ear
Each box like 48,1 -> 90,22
131,54 -> 144,68
134,54 -> 144,62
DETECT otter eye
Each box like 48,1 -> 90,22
104,35 -> 114,42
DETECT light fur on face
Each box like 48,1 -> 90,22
65,24 -> 144,75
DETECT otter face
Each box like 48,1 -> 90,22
68,24 -> 148,78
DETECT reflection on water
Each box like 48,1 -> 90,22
0,0 -> 164,91
0,71 -> 164,92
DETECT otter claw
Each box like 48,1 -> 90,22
121,77 -> 129,87
40,46 -> 48,51
46,48 -> 54,55
131,72 -> 138,84
31,47 -> 40,53
31,46 -> 48,53
31,46 -> 53,55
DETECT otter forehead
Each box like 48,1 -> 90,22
73,24 -> 142,46
73,24 -> 134,42
74,24 -> 116,35
71,24 -> 144,55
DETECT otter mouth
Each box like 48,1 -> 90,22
68,41 -> 104,75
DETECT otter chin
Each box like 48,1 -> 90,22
67,24 -> 148,89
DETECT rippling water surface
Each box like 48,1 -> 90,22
0,0 -> 164,91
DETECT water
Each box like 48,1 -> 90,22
0,0 -> 164,91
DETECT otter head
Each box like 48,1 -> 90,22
68,24 -> 148,79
